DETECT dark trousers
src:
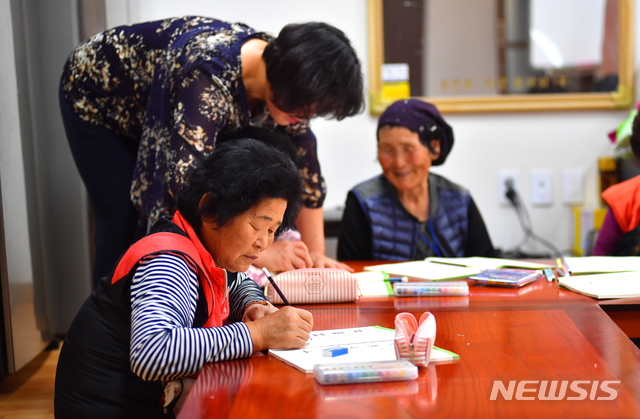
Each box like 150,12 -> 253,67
59,88 -> 145,287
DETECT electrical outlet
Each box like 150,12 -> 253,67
531,170 -> 553,205
498,171 -> 520,205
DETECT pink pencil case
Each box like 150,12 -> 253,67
266,269 -> 358,304
394,312 -> 436,367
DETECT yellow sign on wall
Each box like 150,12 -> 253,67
381,63 -> 410,101
381,81 -> 410,101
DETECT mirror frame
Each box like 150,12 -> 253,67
368,0 -> 635,114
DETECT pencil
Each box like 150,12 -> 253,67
561,257 -> 572,275
555,258 -> 569,277
555,258 -> 564,276
261,267 -> 291,306
429,260 -> 474,268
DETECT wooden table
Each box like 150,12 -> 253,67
343,261 -> 640,339
599,297 -> 640,339
178,262 -> 640,419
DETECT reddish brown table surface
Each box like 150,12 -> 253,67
178,261 -> 640,419
343,260 -> 640,339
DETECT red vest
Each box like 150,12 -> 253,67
602,175 -> 640,234
112,211 -> 229,327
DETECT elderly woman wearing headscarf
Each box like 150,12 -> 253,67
338,99 -> 495,261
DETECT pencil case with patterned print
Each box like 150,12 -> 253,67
266,269 -> 358,304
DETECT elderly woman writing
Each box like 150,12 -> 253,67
55,139 -> 312,418
338,99 -> 495,261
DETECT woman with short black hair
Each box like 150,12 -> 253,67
60,16 -> 363,286
176,136 -> 303,232
263,22 -> 364,120
55,138 -> 313,418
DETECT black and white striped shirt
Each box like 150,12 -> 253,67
129,253 -> 265,381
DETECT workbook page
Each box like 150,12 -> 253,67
269,326 -> 458,373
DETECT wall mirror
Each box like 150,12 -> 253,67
368,0 -> 634,114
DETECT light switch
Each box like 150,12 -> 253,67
562,169 -> 584,205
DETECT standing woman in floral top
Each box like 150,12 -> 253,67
60,16 -> 364,286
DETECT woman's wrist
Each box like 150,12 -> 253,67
245,300 -> 271,310
242,300 -> 276,323
245,320 -> 266,352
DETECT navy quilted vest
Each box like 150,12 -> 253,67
352,174 -> 470,260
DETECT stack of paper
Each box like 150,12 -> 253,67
353,271 -> 395,297
360,256 -> 640,300
364,257 -> 551,281
558,271 -> 640,299
426,257 -> 551,270
562,256 -> 640,275
364,261 -> 480,281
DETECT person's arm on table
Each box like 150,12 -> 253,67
226,271 -> 279,321
297,206 -> 354,271
228,272 -> 312,349
228,266 -> 313,351
287,129 -> 352,271
131,255 -> 311,411
251,240 -> 313,271
130,254 -> 312,381
129,255 -> 254,381
244,306 -> 313,352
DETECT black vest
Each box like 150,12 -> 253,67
55,217 -> 213,419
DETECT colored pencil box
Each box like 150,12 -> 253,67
394,311 -> 436,367
313,360 -> 418,385
265,268 -> 358,304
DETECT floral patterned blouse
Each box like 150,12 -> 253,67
61,16 -> 326,223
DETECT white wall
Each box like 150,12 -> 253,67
106,0 -> 640,256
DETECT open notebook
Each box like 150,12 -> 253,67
269,326 -> 459,373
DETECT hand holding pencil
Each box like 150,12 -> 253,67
244,305 -> 313,351
244,268 -> 313,351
